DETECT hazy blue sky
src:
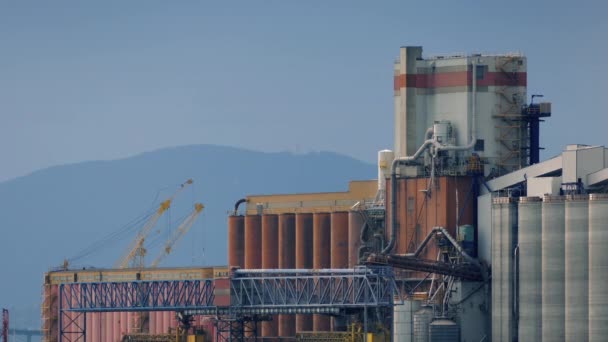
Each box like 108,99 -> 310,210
1,1 -> 606,182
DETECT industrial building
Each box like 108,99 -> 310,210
42,46 -> 605,341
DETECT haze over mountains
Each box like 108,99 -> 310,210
0,144 -> 375,330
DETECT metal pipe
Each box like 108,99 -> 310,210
436,226 -> 481,269
425,126 -> 434,140
384,140 -> 434,254
233,198 -> 246,215
412,228 -> 438,258
513,244 -> 519,320
358,211 -> 368,244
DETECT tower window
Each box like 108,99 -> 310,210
476,65 -> 486,80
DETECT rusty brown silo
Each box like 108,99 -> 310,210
295,213 -> 314,333
261,214 -> 279,338
244,215 -> 262,269
278,213 -> 296,337
228,215 -> 245,268
331,211 -> 349,269
331,211 -> 349,331
348,211 -> 364,268
313,212 -> 331,332
243,214 -> 262,339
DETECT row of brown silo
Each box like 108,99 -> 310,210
228,210 -> 364,337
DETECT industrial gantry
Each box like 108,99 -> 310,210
57,266 -> 400,341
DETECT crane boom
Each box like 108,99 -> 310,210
150,203 -> 204,267
114,179 -> 193,269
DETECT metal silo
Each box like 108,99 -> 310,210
541,195 -> 565,342
261,214 -> 279,338
429,319 -> 459,342
503,198 -> 518,342
227,215 -> 245,268
565,194 -> 589,341
244,215 -> 262,269
295,213 -> 313,333
588,194 -> 608,341
413,306 -> 433,342
348,210 -> 364,267
278,213 -> 296,337
491,198 -> 503,342
394,300 -> 421,342
312,212 -> 331,332
518,197 -> 542,342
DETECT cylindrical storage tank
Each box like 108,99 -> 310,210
244,215 -> 262,269
565,194 -> 589,341
394,300 -> 421,342
163,311 -> 173,333
518,196 -> 542,342
541,195 -> 565,342
432,120 -> 451,144
492,197 -> 517,342
228,215 -> 245,268
148,311 -> 156,334
106,311 -> 114,341
491,199 -> 503,342
331,211 -> 349,331
589,194 -> 608,341
120,312 -> 128,336
330,211 -> 349,269
244,216 -> 261,338
429,319 -> 459,342
457,224 -> 476,257
313,212 -> 331,332
348,211 -> 364,267
413,306 -> 433,342
278,213 -> 296,337
502,198 -> 517,342
90,312 -> 100,342
377,149 -> 394,193
127,312 -> 133,334
169,312 -> 177,331
295,213 -> 314,333
261,214 -> 279,338
114,312 -> 122,341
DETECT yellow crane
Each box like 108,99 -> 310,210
114,179 -> 193,269
150,202 -> 204,267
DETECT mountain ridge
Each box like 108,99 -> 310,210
0,144 -> 376,330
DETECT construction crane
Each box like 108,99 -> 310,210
114,179 -> 193,269
150,202 -> 204,267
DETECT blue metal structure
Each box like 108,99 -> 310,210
230,267 -> 396,312
60,279 -> 215,312
58,267 -> 399,341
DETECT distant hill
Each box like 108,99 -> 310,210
0,144 -> 375,330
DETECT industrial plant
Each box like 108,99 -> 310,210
35,46 -> 608,341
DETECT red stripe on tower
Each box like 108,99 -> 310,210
394,71 -> 526,90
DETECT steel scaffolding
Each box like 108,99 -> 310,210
57,267 -> 399,341
60,279 -> 215,313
